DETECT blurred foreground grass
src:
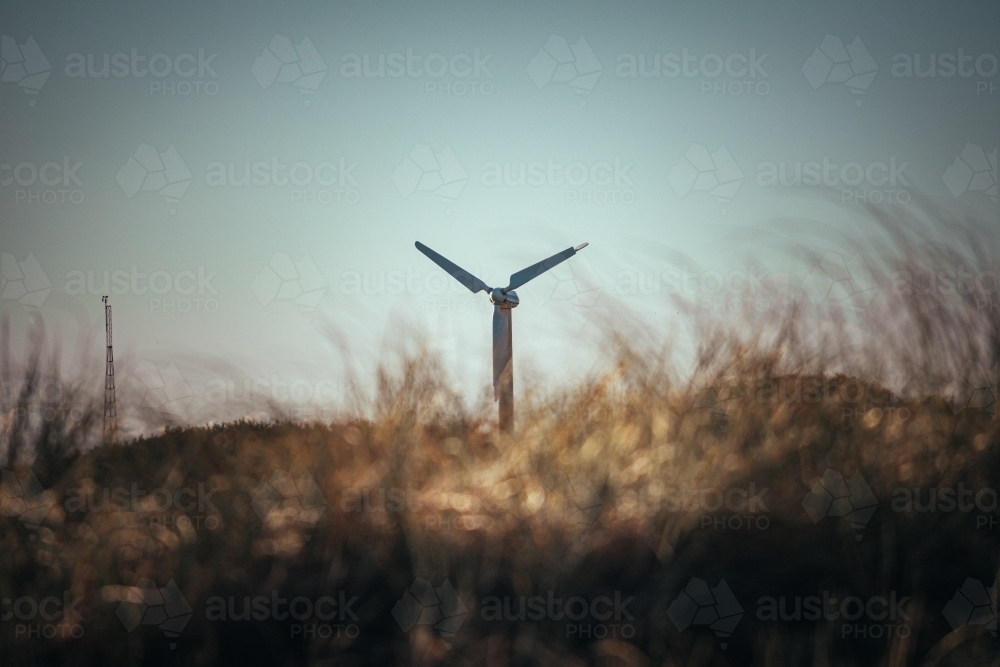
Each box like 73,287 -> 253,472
2,204 -> 999,666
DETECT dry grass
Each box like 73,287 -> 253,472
1,202 -> 999,666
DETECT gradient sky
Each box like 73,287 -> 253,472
2,0 -> 997,429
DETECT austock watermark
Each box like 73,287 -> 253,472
616,48 -> 770,97
205,375 -> 339,421
755,377 -> 911,424
63,480 -> 222,531
254,37 -> 494,98
668,578 -> 743,649
668,143 -> 743,212
1,35 -> 51,106
252,253 -> 328,314
479,156 -> 635,204
1,469 -> 58,539
5,37 -> 219,101
943,578 -> 997,636
117,143 -> 192,214
204,157 -> 360,204
669,580 -> 913,647
252,35 -> 326,101
528,35 -> 602,104
337,263 -> 603,313
951,360 -> 997,418
392,143 -> 468,209
890,48 -> 998,96
115,581 -> 361,645
342,470 -> 602,533
251,470 -> 327,534
803,470 -> 879,540
205,590 -> 360,639
1,252 -> 52,308
806,469 -> 1000,534
111,579 -> 192,648
1,378 -> 89,423
340,484 -> 496,532
614,266 -> 779,314
802,38 -> 997,103
393,579 -> 469,640
340,264 -> 496,315
892,265 -> 1000,316
480,590 -> 635,639
892,266 -> 998,297
944,144 -> 996,204
64,265 -> 221,313
690,375 -> 911,428
802,35 -> 878,106
892,484 -> 999,530
627,483 -> 770,532
756,591 -> 912,639
121,148 -> 364,207
755,156 -> 913,205
65,47 -> 220,96
1,591 -> 85,640
1,157 -> 84,205
123,360 -> 195,422
674,147 -> 990,213
340,47 -> 494,96
342,257 -> 601,314
346,258 -> 602,314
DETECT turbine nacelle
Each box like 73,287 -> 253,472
414,240 -> 588,432
490,287 -> 519,308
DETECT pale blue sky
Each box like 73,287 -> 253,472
2,0 -> 997,428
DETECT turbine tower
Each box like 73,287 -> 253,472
102,296 -> 117,444
415,241 -> 588,432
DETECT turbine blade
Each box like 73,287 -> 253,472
505,243 -> 588,291
492,305 -> 512,400
415,242 -> 491,294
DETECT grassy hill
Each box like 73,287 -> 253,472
2,207 -> 999,666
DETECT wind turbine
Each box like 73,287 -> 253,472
415,241 -> 589,432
